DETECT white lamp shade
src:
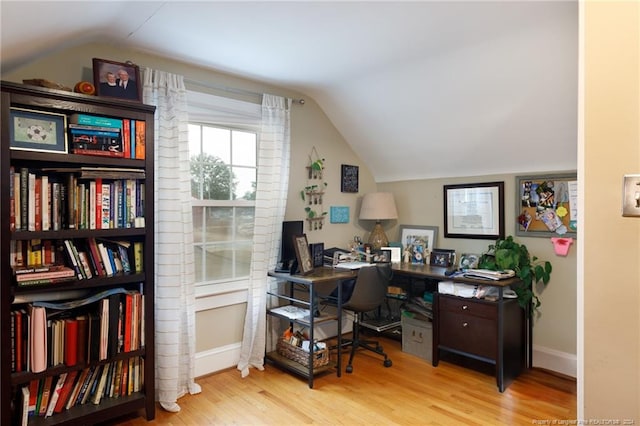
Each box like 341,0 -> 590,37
359,192 -> 398,220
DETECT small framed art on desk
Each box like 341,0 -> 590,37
293,234 -> 314,275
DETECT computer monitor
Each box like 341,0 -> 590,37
277,220 -> 303,272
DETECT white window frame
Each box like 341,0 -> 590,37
187,90 -> 261,302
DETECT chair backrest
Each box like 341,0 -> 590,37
343,263 -> 392,313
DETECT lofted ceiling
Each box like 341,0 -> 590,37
0,1 -> 578,182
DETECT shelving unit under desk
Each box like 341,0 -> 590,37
267,267 -> 356,388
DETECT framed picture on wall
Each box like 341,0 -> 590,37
444,181 -> 505,240
341,164 -> 359,193
516,173 -> 577,237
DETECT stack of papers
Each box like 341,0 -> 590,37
270,305 -> 310,319
438,281 -> 478,298
334,261 -> 374,270
463,269 -> 515,281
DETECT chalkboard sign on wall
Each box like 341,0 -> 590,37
341,164 -> 359,193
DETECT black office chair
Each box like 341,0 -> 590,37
327,263 -> 393,373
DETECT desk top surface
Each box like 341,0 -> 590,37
268,267 -> 357,285
391,263 -> 521,287
269,263 -> 520,287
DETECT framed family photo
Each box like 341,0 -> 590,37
93,58 -> 142,102
9,107 -> 67,153
398,225 -> 439,264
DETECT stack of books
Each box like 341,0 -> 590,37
68,114 -> 123,158
14,264 -> 76,286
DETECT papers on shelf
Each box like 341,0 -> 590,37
270,305 -> 310,320
462,269 -> 515,281
438,281 -> 478,298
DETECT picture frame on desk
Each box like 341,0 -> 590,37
293,234 -> 314,275
430,248 -> 456,267
93,58 -> 142,102
398,225 -> 439,264
9,108 -> 67,154
444,181 -> 504,240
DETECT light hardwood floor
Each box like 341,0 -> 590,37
104,335 -> 576,425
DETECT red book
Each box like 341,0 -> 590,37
87,238 -> 105,277
95,178 -> 102,229
134,120 -> 145,160
14,310 -> 23,372
34,177 -> 42,231
123,293 -> 132,352
72,148 -> 125,158
64,318 -> 78,367
54,370 -> 78,413
123,119 -> 131,158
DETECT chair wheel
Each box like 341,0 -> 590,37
377,345 -> 384,352
346,365 -> 353,373
383,359 -> 392,368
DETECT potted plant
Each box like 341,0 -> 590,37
478,235 -> 552,312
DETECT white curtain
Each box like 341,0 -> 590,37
237,94 -> 291,377
142,68 -> 201,412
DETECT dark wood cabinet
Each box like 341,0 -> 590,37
434,290 -> 526,392
1,81 -> 155,425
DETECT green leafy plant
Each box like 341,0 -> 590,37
478,235 -> 552,312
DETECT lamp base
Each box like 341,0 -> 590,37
368,222 -> 389,251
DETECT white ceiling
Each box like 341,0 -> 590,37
0,1 -> 578,182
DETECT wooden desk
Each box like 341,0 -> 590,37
267,267 -> 356,388
390,263 -> 529,392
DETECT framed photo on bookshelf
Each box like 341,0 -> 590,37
9,107 -> 67,153
93,58 -> 142,102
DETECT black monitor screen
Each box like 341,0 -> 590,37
280,220 -> 303,266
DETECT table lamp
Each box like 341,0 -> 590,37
359,192 -> 398,250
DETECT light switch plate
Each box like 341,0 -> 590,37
622,174 -> 640,217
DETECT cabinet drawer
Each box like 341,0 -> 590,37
439,295 -> 497,320
439,311 -> 497,359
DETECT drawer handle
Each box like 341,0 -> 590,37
462,322 -> 469,327
462,305 -> 468,310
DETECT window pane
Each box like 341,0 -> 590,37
189,122 -> 257,286
202,127 -> 230,163
233,167 -> 256,200
206,207 -> 233,241
188,124 -> 201,156
204,244 -> 234,281
192,206 -> 205,243
232,131 -> 256,167
191,154 -> 233,200
236,207 -> 255,239
194,244 -> 204,282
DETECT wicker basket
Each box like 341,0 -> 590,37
277,339 -> 330,368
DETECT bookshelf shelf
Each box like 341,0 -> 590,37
1,81 -> 156,426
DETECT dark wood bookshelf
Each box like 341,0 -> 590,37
1,81 -> 156,425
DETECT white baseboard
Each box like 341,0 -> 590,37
195,342 -> 241,378
532,345 -> 576,378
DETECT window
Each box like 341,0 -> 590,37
189,123 -> 257,286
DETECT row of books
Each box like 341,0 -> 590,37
68,113 -> 146,160
10,289 -> 145,374
17,356 -> 144,424
11,238 -> 143,285
9,166 -> 146,232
